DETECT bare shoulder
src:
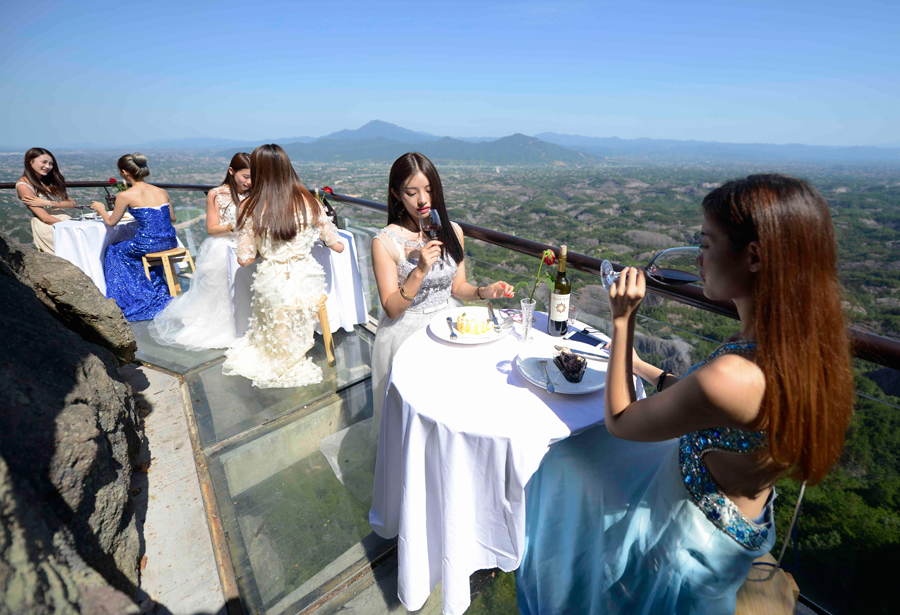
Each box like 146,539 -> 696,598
694,353 -> 766,426
450,221 -> 464,242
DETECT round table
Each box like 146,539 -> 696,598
369,311 -> 645,615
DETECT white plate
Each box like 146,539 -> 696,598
429,306 -> 513,345
516,344 -> 608,394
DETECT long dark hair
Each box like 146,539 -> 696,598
236,144 -> 320,242
23,148 -> 67,199
222,152 -> 251,201
387,152 -> 464,264
702,174 -> 853,484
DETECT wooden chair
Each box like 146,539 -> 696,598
318,294 -> 336,367
141,247 -> 196,297
735,553 -> 799,615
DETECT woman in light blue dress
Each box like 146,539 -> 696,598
516,174 -> 855,614
90,153 -> 177,321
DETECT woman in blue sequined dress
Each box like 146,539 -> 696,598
90,153 -> 177,321
516,174 -> 855,614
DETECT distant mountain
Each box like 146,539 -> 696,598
275,133 -> 596,165
536,132 -> 900,164
318,120 -> 440,144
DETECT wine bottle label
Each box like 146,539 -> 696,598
549,292 -> 570,322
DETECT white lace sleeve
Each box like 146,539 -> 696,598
237,215 -> 257,261
314,206 -> 341,246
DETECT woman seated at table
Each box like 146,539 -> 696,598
90,153 -> 178,321
515,174 -> 855,614
221,144 -> 343,388
319,152 -> 510,502
16,147 -> 77,253
150,152 -> 251,350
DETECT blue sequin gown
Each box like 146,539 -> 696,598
516,341 -> 776,615
104,204 -> 178,321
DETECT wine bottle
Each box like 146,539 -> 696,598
548,245 -> 570,337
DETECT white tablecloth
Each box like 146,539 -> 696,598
53,219 -> 138,296
369,312 -> 645,615
227,228 -> 368,336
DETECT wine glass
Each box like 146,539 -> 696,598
601,246 -> 702,290
420,208 -> 444,268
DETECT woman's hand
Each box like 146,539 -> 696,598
90,202 -> 106,213
415,239 -> 443,274
20,194 -> 42,207
483,281 -> 513,299
608,266 -> 645,323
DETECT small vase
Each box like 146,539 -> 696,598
104,194 -> 117,210
520,298 -> 536,343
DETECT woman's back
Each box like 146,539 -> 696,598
120,182 -> 170,209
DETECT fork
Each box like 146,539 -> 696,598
538,359 -> 556,393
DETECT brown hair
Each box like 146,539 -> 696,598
702,173 -> 854,484
222,152 -> 251,201
387,152 -> 463,264
118,152 -> 150,179
23,148 -> 68,199
236,144 -> 320,242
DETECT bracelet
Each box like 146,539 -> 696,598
657,371 -> 669,391
475,286 -> 485,300
399,285 -> 414,301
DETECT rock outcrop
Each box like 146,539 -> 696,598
0,233 -> 137,364
0,233 -> 142,613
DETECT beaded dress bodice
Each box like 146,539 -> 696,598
376,227 -> 458,312
678,341 -> 772,550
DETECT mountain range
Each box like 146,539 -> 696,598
30,120 -> 900,165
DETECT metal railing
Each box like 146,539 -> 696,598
2,179 -> 898,373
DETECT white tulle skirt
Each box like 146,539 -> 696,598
149,235 -> 238,351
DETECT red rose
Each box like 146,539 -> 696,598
542,249 -> 557,266
108,178 -> 116,184
323,186 -> 334,194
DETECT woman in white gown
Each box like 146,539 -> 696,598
221,144 -> 343,388
320,152 -> 511,503
516,174 -> 856,614
150,153 -> 251,350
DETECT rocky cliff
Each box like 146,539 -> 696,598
0,233 -> 142,614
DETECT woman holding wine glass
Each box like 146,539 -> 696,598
516,174 -> 854,614
318,152 -> 511,504
15,148 -> 77,253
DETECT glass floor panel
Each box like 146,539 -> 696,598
206,380 -> 395,615
187,328 -> 373,449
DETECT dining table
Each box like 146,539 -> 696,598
369,310 -> 645,615
52,215 -> 182,296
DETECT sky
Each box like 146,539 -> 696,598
1,0 -> 899,148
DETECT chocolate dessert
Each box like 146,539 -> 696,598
554,348 -> 587,383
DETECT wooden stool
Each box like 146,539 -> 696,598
317,294 -> 336,367
142,247 -> 196,297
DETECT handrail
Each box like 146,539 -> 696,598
3,181 -> 900,371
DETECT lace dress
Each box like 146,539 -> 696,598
319,225 -> 460,504
150,186 -> 244,350
515,341 -> 776,615
104,205 -> 178,321
16,181 -> 70,253
221,205 -> 341,388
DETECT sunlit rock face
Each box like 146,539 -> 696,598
0,232 -> 143,612
0,232 -> 137,364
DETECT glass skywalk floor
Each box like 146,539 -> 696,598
129,278 -> 517,614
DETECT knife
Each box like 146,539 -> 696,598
487,301 -> 500,332
554,345 -> 609,362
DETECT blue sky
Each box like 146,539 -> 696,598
1,0 -> 898,148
